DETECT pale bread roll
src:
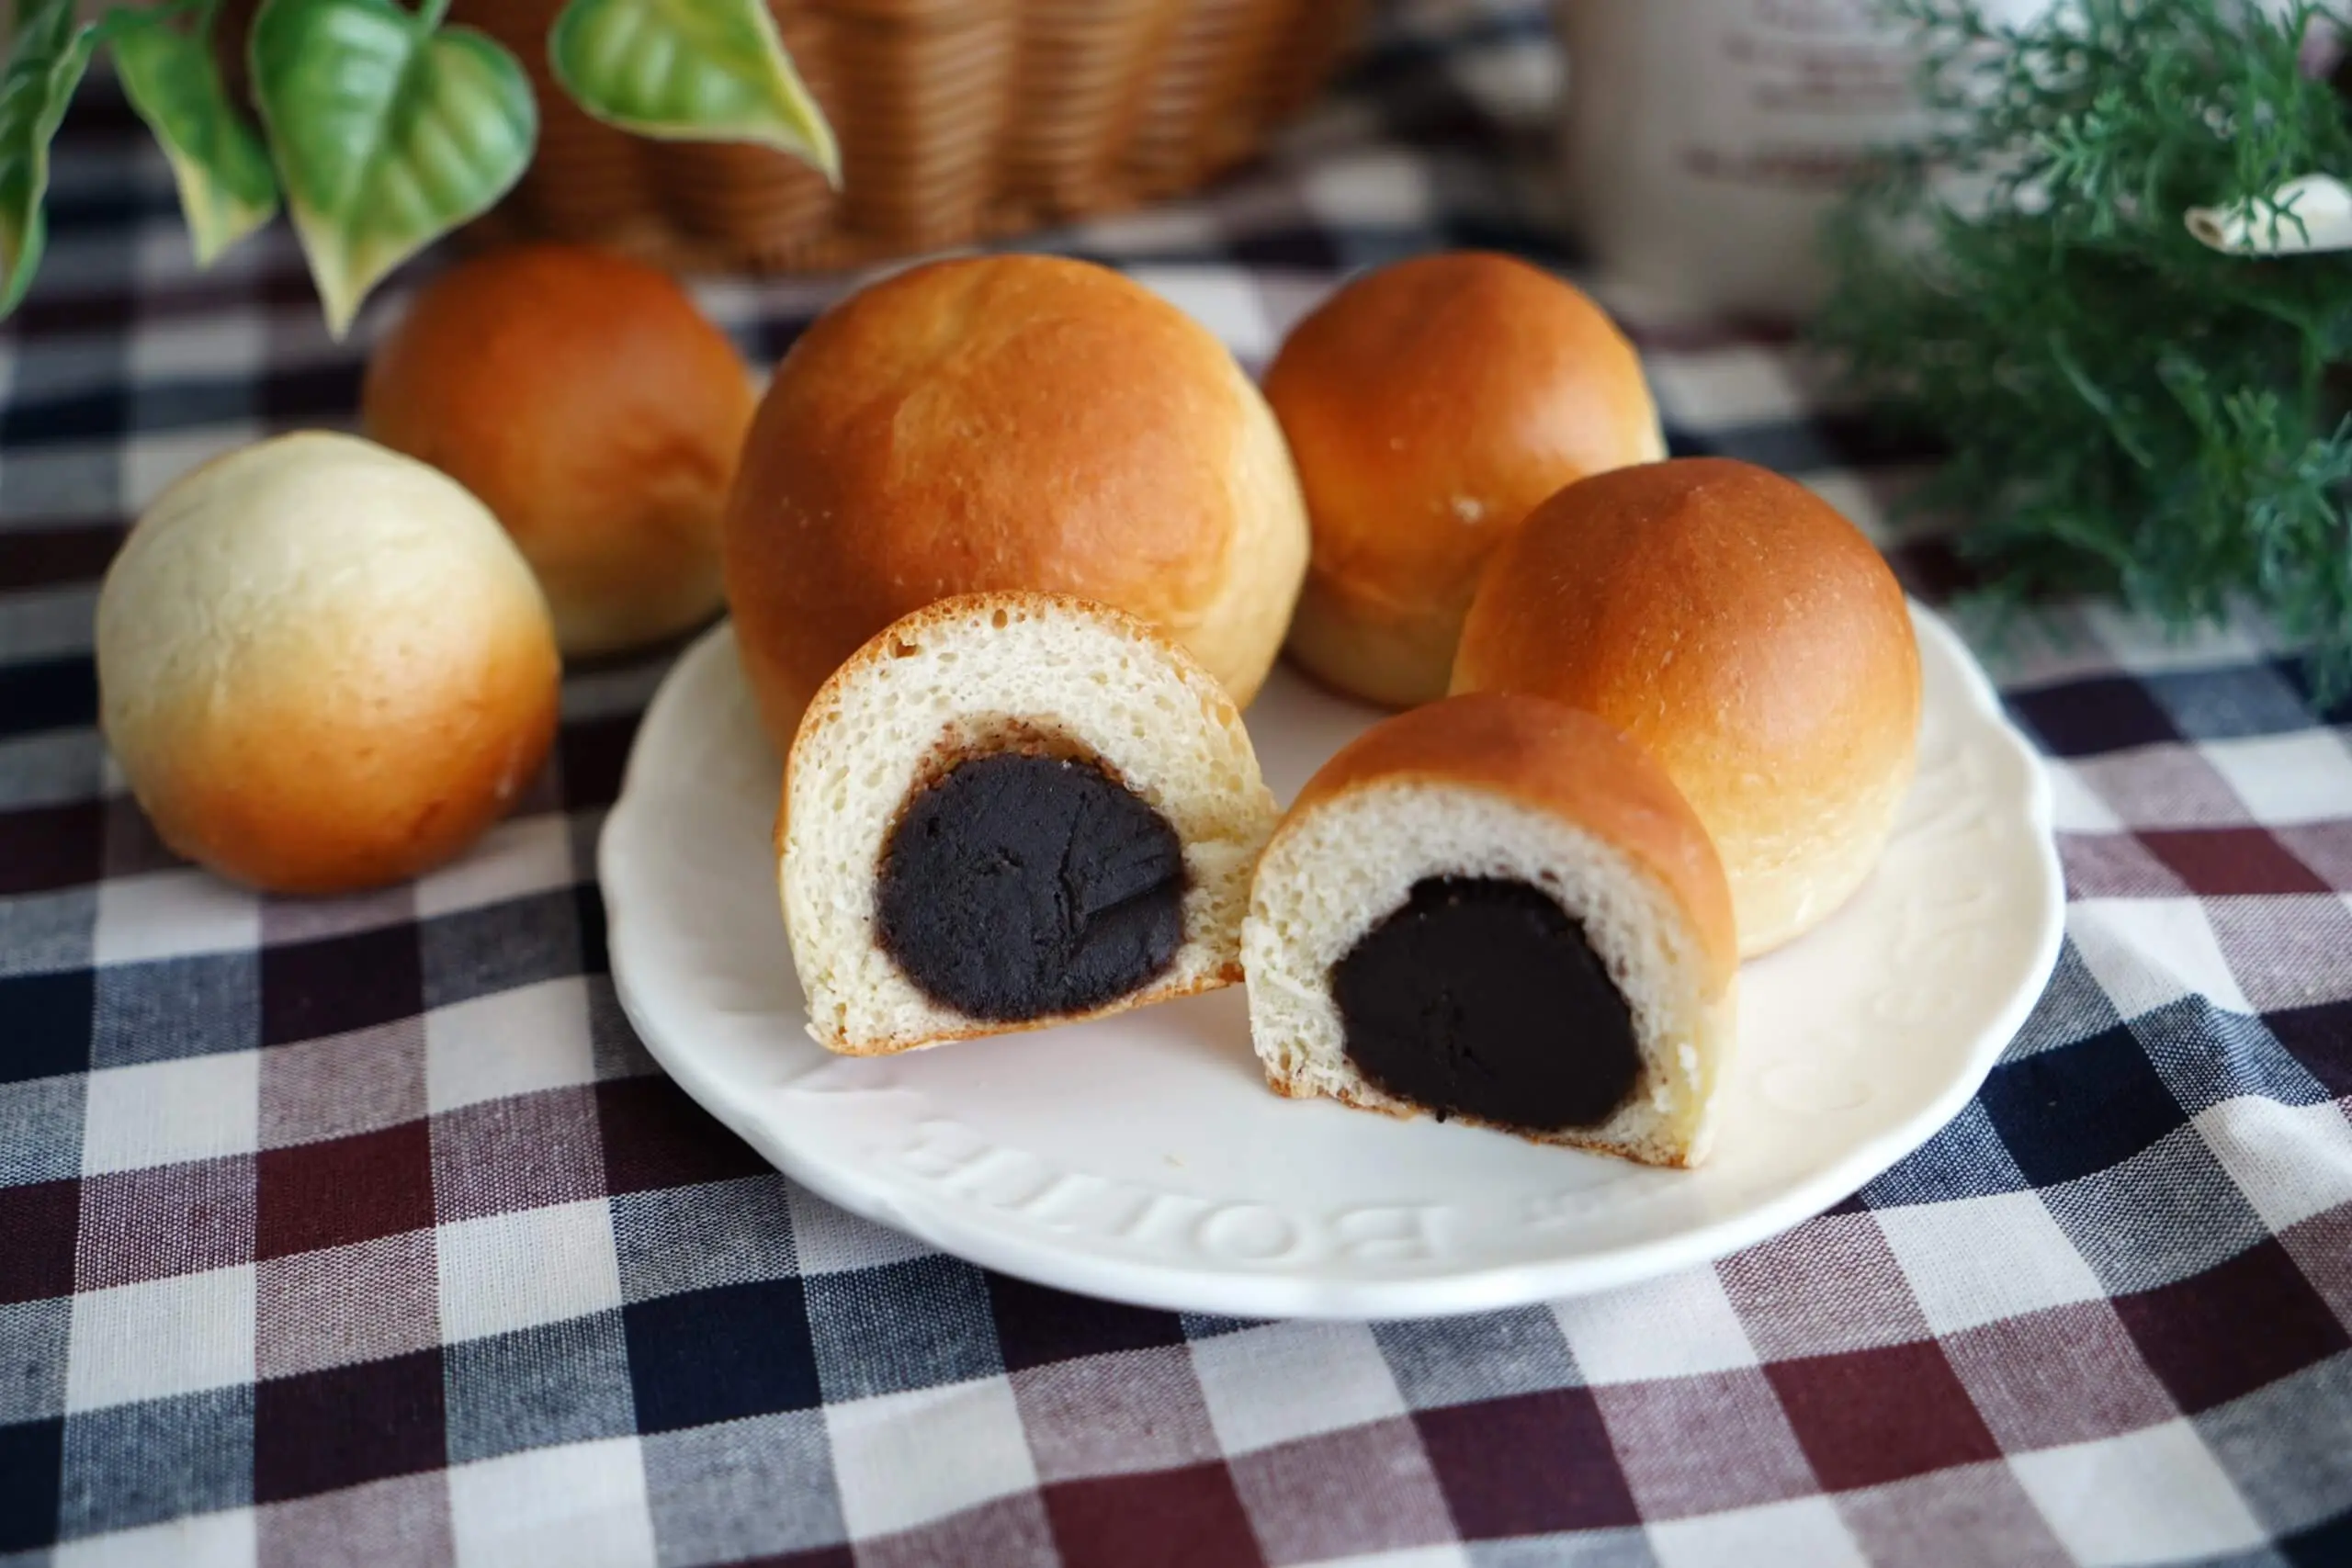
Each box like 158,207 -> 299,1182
1242,694 -> 1737,1168
782,592 -> 1278,1055
96,432 -> 560,895
1453,457 -> 1920,957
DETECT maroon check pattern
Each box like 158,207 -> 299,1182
3,6 -> 2350,1565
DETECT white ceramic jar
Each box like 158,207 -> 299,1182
1554,0 -> 2046,321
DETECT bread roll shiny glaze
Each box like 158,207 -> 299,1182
723,254 -> 1310,748
364,243 -> 756,657
96,433 -> 561,895
1263,252 -> 1665,707
1452,457 -> 1919,956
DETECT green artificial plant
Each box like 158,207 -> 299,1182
1815,0 -> 2352,696
0,0 -> 837,334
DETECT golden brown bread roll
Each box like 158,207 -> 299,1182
1452,457 -> 1920,957
1241,693 -> 1736,1168
723,254 -> 1311,749
96,433 -> 561,895
363,243 -> 757,657
1262,252 -> 1665,707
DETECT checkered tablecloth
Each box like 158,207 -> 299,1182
4,4 -> 2349,1565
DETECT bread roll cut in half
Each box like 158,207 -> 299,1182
96,432 -> 561,896
1263,252 -> 1664,708
783,593 -> 1280,1055
1241,694 -> 1737,1168
1453,457 -> 1920,958
725,254 -> 1310,749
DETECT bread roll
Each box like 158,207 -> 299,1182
363,243 -> 756,657
1452,457 -> 1920,956
1262,252 -> 1665,707
725,254 -> 1310,748
1242,694 -> 1736,1168
96,433 -> 561,895
783,592 -> 1279,1055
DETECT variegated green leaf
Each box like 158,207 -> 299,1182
548,0 -> 836,184
250,0 -> 536,338
109,6 -> 279,268
0,0 -> 98,316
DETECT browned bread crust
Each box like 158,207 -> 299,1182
723,254 -> 1309,748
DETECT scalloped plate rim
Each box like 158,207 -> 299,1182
601,604 -> 2063,1319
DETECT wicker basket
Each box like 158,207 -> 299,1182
452,0 -> 1366,273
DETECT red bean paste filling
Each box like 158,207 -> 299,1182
1333,877 -> 1640,1130
876,752 -> 1187,1021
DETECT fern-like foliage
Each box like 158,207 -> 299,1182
1816,0 -> 2352,696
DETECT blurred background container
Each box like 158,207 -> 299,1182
1553,0 -> 2052,322
450,0 -> 1369,272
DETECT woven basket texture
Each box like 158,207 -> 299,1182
451,0 -> 1365,271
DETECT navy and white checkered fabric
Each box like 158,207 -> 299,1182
3,5 -> 2348,1565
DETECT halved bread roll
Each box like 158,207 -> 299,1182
782,592 -> 1278,1055
1241,694 -> 1738,1168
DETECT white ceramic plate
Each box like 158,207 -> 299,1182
602,605 -> 2062,1319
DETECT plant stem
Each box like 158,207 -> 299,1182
417,0 -> 449,28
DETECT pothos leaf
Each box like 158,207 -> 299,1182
107,5 -> 279,269
548,0 -> 837,185
0,0 -> 99,316
249,0 -> 536,338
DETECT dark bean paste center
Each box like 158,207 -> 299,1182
876,751 -> 1186,1021
1332,876 -> 1639,1129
